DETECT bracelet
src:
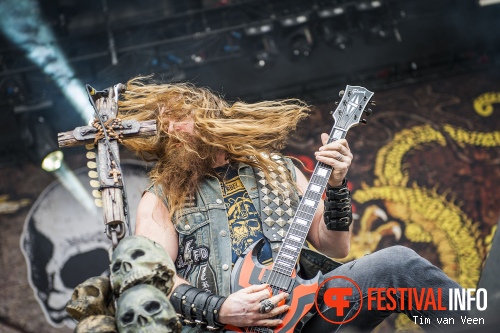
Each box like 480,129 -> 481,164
324,179 -> 353,231
170,284 -> 226,330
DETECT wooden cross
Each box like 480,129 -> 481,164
58,84 -> 156,246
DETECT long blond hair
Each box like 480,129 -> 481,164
118,76 -> 310,217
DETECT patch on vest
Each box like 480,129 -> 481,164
175,237 -> 218,293
184,194 -> 196,208
175,237 -> 209,277
196,262 -> 218,294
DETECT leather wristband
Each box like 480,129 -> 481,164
324,179 -> 352,231
206,294 -> 226,330
193,291 -> 212,326
325,207 -> 351,218
325,179 -> 350,200
182,287 -> 205,326
324,197 -> 351,210
170,284 -> 194,317
170,284 -> 226,330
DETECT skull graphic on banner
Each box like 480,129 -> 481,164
20,161 -> 150,327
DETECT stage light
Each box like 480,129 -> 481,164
288,27 -> 314,60
22,116 -> 64,172
244,22 -> 273,36
191,54 -> 204,63
331,32 -> 351,50
41,151 -> 64,172
253,52 -> 272,68
252,36 -> 277,69
478,0 -> 500,6
356,1 -> 383,11
367,24 -> 392,42
322,18 -> 351,51
280,13 -> 310,27
0,0 -> 94,123
317,7 -> 345,18
18,113 -> 97,212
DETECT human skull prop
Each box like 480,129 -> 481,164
75,315 -> 118,333
20,162 -> 151,327
116,284 -> 182,333
66,276 -> 114,321
110,236 -> 175,296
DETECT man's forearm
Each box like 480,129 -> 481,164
168,274 -> 189,297
316,221 -> 352,258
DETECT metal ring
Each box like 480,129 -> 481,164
336,153 -> 344,162
105,222 -> 126,242
259,299 -> 275,314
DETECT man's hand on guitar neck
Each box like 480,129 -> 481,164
219,284 -> 289,327
315,135 -> 352,187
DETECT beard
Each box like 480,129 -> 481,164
159,133 -> 220,210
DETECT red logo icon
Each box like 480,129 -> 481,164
315,276 -> 363,324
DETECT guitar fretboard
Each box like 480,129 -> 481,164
269,86 -> 373,281
272,129 -> 346,277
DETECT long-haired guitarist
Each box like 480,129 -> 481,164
119,76 -> 468,332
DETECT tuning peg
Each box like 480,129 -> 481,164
360,119 -> 368,124
339,90 -> 345,97
92,190 -> 102,198
365,108 -> 373,116
329,110 -> 334,115
335,101 -> 339,105
94,199 -> 103,207
86,151 -> 96,159
87,161 -> 97,169
370,100 -> 376,106
85,143 -> 95,150
90,180 -> 100,188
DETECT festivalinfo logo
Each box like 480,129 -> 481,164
315,276 -> 488,326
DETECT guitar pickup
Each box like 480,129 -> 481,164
261,271 -> 294,292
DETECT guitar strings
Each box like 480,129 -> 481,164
267,105 -> 357,280
248,94 -> 366,332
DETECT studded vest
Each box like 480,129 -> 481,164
149,157 -> 342,312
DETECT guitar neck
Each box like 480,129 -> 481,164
271,85 -> 374,279
272,128 -> 347,277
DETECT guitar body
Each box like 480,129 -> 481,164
225,239 -> 322,333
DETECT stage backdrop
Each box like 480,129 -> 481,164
283,70 -> 500,331
0,70 -> 498,333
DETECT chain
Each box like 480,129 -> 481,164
106,222 -> 127,249
92,117 -> 127,248
91,118 -> 125,145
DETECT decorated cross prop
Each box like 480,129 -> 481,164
58,84 -> 157,248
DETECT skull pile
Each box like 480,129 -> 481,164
116,284 -> 182,333
65,235 -> 180,333
75,315 -> 118,333
110,235 -> 176,296
66,276 -> 114,321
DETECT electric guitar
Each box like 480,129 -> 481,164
226,85 -> 374,333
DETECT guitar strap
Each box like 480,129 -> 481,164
253,156 -> 298,259
253,158 -> 344,276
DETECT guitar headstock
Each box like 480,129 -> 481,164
331,85 -> 374,131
